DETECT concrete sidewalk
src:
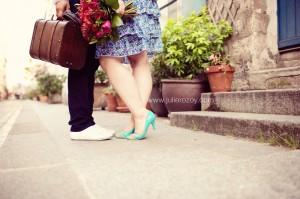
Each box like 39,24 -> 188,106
0,100 -> 299,199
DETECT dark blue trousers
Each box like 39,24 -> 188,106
68,0 -> 98,132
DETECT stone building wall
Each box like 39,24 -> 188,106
223,0 -> 300,90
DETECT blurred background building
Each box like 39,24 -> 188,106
0,57 -> 7,99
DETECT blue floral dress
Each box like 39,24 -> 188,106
95,0 -> 163,60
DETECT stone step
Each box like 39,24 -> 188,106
201,89 -> 300,115
170,111 -> 300,144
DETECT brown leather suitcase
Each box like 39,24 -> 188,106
29,12 -> 88,70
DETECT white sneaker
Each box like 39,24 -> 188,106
70,125 -> 114,141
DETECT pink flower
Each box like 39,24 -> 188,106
102,20 -> 112,34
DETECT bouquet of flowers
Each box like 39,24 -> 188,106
78,0 -> 137,44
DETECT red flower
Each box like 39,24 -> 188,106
79,0 -> 137,43
96,31 -> 105,38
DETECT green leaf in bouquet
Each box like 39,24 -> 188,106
89,38 -> 98,45
112,14 -> 124,28
96,19 -> 103,26
104,0 -> 119,10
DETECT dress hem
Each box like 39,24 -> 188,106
95,49 -> 163,59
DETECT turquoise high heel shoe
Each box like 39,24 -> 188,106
127,111 -> 156,140
114,128 -> 135,139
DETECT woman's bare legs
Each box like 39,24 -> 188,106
124,51 -> 152,130
99,56 -> 148,135
129,51 -> 152,108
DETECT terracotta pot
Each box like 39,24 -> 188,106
161,77 -> 209,112
105,94 -> 118,112
39,95 -> 48,103
93,83 -> 108,109
205,65 -> 235,92
116,95 -> 130,113
149,86 -> 168,117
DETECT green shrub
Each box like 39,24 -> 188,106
151,53 -> 173,86
36,73 -> 66,97
156,7 -> 232,80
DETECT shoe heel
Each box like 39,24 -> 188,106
152,120 -> 156,130
128,111 -> 156,140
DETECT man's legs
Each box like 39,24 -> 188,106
68,45 -> 98,132
68,45 -> 114,140
67,0 -> 113,140
67,0 -> 96,132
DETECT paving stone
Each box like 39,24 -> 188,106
9,122 -> 47,135
0,164 -> 89,199
13,111 -> 41,124
0,133 -> 65,169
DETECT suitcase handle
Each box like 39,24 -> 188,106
62,10 -> 81,25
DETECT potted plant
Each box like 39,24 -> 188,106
150,53 -> 169,117
36,74 -> 48,103
94,69 -> 109,110
160,8 -> 233,112
205,53 -> 235,92
103,86 -> 118,112
158,8 -> 232,112
36,73 -> 66,104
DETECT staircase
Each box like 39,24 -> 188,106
170,89 -> 300,146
